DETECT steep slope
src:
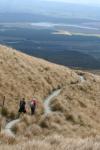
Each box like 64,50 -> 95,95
0,45 -> 78,115
0,45 -> 100,140
49,73 -> 100,137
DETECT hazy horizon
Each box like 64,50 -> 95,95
45,0 -> 100,5
0,0 -> 100,11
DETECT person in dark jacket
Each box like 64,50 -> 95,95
18,98 -> 26,114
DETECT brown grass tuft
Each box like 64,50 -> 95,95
12,122 -> 27,135
0,133 -> 16,144
26,124 -> 42,136
0,116 -> 6,131
1,135 -> 100,150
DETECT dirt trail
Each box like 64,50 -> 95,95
44,89 -> 61,114
2,89 -> 61,137
2,75 -> 85,137
79,75 -> 85,83
1,119 -> 20,137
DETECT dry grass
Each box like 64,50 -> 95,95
39,112 -> 66,129
1,45 -> 100,147
0,132 -> 16,144
1,134 -> 100,150
50,72 -> 100,137
0,115 -> 6,131
12,114 -> 37,135
0,45 -> 77,117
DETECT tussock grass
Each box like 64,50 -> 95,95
21,115 -> 34,125
50,72 -> 100,136
0,115 -> 6,131
1,45 -> 100,146
25,124 -> 42,136
0,133 -> 16,144
12,121 -> 27,135
12,114 -> 37,135
1,107 -> 8,117
1,134 -> 100,150
0,45 -> 76,117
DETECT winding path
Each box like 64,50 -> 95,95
1,75 -> 85,137
3,119 -> 20,137
44,89 -> 61,115
1,89 -> 61,137
79,75 -> 85,83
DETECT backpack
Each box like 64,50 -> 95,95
30,99 -> 36,107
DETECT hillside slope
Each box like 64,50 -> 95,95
0,45 -> 78,114
0,45 -> 100,140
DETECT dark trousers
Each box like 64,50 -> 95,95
19,107 -> 26,113
31,105 -> 36,115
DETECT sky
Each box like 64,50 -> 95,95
0,0 -> 100,5
0,0 -> 100,13
45,0 -> 100,5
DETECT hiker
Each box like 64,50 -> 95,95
18,98 -> 26,114
30,97 -> 37,115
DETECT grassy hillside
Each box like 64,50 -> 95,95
0,45 -> 78,115
1,134 -> 100,150
50,72 -> 100,137
0,45 -> 100,149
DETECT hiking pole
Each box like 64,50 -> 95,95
2,96 -> 5,107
